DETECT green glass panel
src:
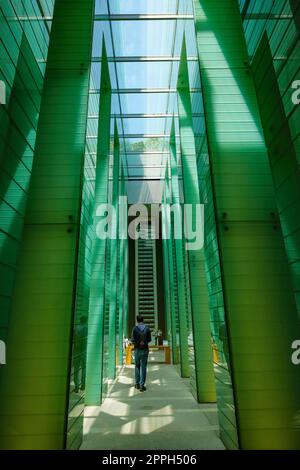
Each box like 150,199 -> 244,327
0,0 -> 94,449
85,41 -> 112,406
194,0 -> 300,449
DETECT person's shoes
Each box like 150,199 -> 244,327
135,384 -> 140,390
74,387 -> 79,393
80,385 -> 85,392
139,386 -> 146,392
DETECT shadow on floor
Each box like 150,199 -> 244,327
80,364 -> 225,450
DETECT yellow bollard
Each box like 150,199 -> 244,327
125,345 -> 133,365
212,343 -> 219,363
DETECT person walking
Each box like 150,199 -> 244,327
131,315 -> 151,392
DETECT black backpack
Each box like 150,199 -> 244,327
137,326 -> 147,349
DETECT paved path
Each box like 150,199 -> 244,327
81,364 -> 225,450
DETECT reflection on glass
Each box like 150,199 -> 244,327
73,316 -> 88,393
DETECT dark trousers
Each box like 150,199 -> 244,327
134,348 -> 149,387
74,353 -> 86,390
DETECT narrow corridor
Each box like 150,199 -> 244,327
81,362 -> 225,450
1,0 -> 300,452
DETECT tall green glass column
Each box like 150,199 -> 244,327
123,235 -> 129,340
118,187 -> 128,366
168,123 -> 189,376
177,47 -> 216,400
108,123 -> 120,379
194,0 -> 300,449
251,32 -> 300,323
162,174 -> 177,363
120,175 -> 129,342
162,185 -> 171,346
0,0 -> 94,449
169,201 -> 189,377
85,42 -> 111,406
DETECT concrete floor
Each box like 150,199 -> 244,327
81,360 -> 225,450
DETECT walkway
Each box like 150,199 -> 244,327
81,362 -> 225,450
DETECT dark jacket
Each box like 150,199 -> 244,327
131,323 -> 151,350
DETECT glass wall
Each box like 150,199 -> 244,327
0,0 -> 55,373
182,17 -> 240,446
193,0 -> 300,449
0,0 -> 55,448
0,0 -> 95,449
239,0 -> 300,320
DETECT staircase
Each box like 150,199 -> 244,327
135,223 -> 158,332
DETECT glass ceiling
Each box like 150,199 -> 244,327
87,0 -> 200,202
